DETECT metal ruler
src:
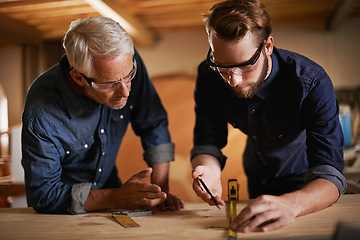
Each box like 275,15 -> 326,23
112,209 -> 152,228
228,179 -> 239,240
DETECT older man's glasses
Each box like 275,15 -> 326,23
79,59 -> 137,93
207,41 -> 264,80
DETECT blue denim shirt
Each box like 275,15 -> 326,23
191,47 -> 346,198
22,50 -> 174,214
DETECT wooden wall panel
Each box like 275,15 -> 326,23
116,75 -> 249,202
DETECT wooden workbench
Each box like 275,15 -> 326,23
0,194 -> 359,240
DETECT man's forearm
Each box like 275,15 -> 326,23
191,154 -> 222,177
151,162 -> 170,192
83,168 -> 167,212
283,178 -> 339,217
83,188 -> 117,212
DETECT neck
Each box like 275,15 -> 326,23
264,54 -> 273,80
64,68 -> 85,97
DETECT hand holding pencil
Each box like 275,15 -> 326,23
198,176 -> 221,209
192,166 -> 225,208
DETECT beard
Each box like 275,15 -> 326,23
229,55 -> 268,99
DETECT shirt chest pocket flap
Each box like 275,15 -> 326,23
61,135 -> 96,162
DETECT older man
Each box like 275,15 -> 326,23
22,17 -> 184,214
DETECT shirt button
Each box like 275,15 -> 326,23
66,151 -> 70,155
84,144 -> 88,148
102,152 -> 106,156
98,168 -> 102,173
120,115 -> 124,119
250,109 -> 256,114
279,134 -> 284,139
93,182 -> 97,186
252,136 -> 257,141
100,129 -> 105,134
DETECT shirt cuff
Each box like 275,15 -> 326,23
190,145 -> 227,169
143,142 -> 175,166
68,183 -> 92,214
305,164 -> 347,197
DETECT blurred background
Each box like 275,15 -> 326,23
1,0 -> 360,207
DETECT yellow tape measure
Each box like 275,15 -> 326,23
112,209 -> 152,228
112,214 -> 140,228
228,179 -> 239,239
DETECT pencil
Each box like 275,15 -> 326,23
198,176 -> 221,209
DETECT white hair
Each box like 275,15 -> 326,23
63,17 -> 134,77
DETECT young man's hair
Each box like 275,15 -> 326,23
203,0 -> 272,44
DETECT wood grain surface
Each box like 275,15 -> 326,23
1,194 -> 359,240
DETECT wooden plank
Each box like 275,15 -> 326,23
0,195 -> 359,239
0,182 -> 25,196
99,0 -> 156,47
126,1 -> 215,15
2,6 -> 96,20
265,0 -> 338,20
0,0 -> 86,13
0,13 -> 42,44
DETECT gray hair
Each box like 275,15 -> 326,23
63,17 -> 134,77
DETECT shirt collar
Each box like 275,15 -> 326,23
255,47 -> 279,100
56,55 -> 101,117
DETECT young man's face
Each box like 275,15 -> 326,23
209,31 -> 273,98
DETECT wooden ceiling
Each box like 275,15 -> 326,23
0,0 -> 359,47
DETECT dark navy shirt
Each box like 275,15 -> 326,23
22,50 -> 173,213
191,47 -> 346,198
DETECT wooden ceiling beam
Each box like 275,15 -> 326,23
90,0 -> 156,47
126,2 -> 214,15
326,0 -> 359,30
0,0 -> 86,13
0,13 -> 42,45
3,6 -> 96,20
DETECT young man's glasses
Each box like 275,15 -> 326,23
79,59 -> 137,93
207,41 -> 265,80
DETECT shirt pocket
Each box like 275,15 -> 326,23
61,135 -> 96,164
263,126 -> 299,150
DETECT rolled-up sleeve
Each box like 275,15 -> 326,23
191,61 -> 229,169
22,120 -> 72,214
305,165 -> 347,196
143,142 -> 175,166
69,183 -> 92,214
303,69 -> 346,196
130,50 -> 173,154
190,145 -> 227,170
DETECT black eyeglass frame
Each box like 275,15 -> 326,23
206,41 -> 265,69
79,73 -> 95,86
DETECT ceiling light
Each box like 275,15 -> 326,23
84,0 -> 136,35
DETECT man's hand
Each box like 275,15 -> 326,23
113,167 -> 167,209
83,168 -> 167,211
158,193 -> 185,211
192,165 -> 225,206
150,162 -> 184,211
230,194 -> 297,232
230,179 -> 339,232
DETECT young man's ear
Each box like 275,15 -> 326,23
69,70 -> 86,86
265,36 -> 274,56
